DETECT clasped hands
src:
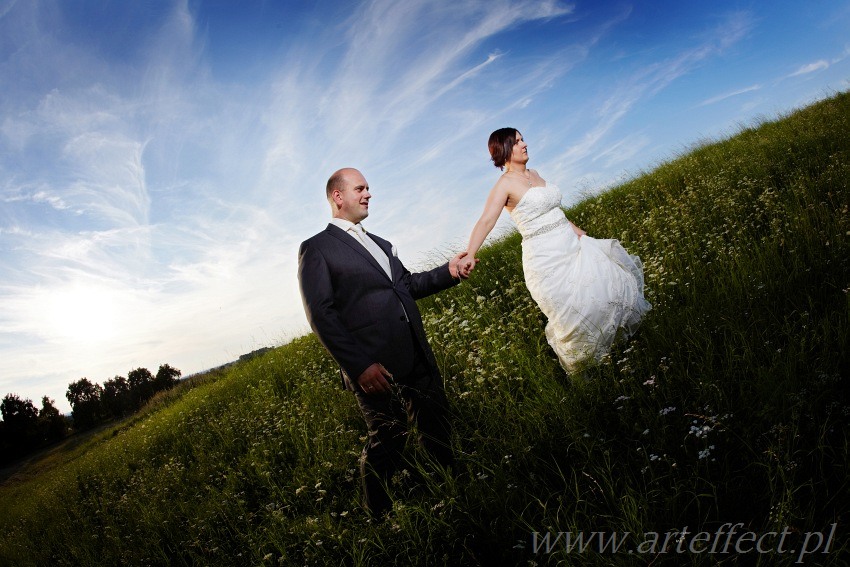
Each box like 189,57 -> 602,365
449,251 -> 479,280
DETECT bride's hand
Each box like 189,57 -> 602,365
456,254 -> 479,278
449,252 -> 478,279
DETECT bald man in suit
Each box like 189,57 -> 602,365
298,168 -> 474,517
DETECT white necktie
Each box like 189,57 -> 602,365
350,224 -> 392,278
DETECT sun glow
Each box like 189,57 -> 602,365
48,286 -> 118,344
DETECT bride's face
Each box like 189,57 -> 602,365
509,132 -> 529,166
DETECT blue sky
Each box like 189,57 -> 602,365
1,0 -> 848,413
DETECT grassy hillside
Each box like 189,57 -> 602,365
1,92 -> 848,566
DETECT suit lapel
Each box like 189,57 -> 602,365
325,224 -> 392,281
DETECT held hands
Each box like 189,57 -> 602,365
450,251 -> 479,279
357,362 -> 394,396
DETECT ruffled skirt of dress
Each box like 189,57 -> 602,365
521,224 -> 651,372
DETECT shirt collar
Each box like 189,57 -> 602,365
330,217 -> 363,232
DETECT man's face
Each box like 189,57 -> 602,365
333,169 -> 371,223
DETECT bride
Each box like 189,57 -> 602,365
458,128 -> 651,372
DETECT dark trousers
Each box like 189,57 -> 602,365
352,344 -> 454,517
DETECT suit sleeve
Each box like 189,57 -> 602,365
401,261 -> 460,300
298,240 -> 374,381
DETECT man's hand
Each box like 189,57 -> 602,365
450,251 -> 479,279
357,363 -> 394,395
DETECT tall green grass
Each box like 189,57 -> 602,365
1,93 -> 848,566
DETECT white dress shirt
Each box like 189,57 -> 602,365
330,218 -> 392,278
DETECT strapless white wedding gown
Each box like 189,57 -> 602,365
509,185 -> 651,371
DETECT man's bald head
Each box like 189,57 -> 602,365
326,168 -> 360,202
326,168 -> 371,222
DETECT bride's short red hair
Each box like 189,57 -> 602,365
488,128 -> 519,169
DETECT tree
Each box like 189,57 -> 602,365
1,393 -> 40,461
154,364 -> 181,393
0,421 -> 7,464
127,367 -> 155,408
66,378 -> 103,430
38,396 -> 67,443
102,376 -> 132,418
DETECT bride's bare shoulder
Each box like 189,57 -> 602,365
493,174 -> 522,197
494,175 -> 530,209
494,172 -> 525,190
528,169 -> 546,186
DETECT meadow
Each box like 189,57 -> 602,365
1,92 -> 848,566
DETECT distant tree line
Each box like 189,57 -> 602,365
239,347 -> 272,362
1,364 -> 181,465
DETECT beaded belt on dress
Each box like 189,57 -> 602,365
524,217 -> 568,239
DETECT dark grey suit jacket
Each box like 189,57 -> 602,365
298,223 -> 459,389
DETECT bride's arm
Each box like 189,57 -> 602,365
465,183 -> 509,258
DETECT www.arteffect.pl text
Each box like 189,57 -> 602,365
531,522 -> 838,563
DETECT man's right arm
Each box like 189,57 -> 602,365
297,240 -> 374,381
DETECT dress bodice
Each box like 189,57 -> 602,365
509,185 -> 569,240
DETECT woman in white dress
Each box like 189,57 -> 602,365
458,128 -> 651,371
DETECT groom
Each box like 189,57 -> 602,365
298,167 -> 474,517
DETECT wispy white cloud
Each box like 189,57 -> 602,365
2,187 -> 70,210
697,84 -> 762,107
831,45 -> 850,64
63,134 -> 151,227
787,60 -> 830,78
592,133 -> 652,169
